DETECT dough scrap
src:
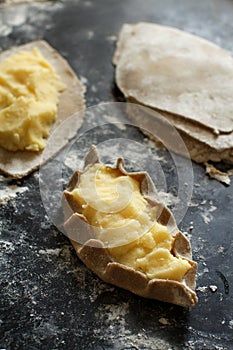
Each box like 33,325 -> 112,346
205,162 -> 232,185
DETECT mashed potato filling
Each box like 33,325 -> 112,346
71,164 -> 191,281
0,48 -> 65,152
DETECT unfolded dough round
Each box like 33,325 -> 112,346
114,23 -> 233,164
0,40 -> 85,178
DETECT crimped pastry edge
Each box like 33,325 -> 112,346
63,146 -> 198,307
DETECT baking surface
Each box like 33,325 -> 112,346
0,0 -> 233,349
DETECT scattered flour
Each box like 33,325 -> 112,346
156,191 -> 180,207
188,201 -> 199,208
38,248 -> 62,256
86,30 -> 94,40
80,75 -> 88,87
196,286 -> 208,293
83,0 -> 93,7
103,114 -> 127,130
200,205 -> 217,224
101,302 -> 129,323
64,150 -> 83,170
1,0 -> 48,5
217,246 -> 224,254
0,185 -> 28,204
106,35 -> 117,42
0,0 -> 65,42
209,285 -> 218,292
95,302 -> 172,349
91,84 -> 97,93
0,240 -> 14,252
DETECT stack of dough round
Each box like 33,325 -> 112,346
113,23 -> 233,164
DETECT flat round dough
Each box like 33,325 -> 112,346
114,23 -> 233,134
0,40 -> 85,178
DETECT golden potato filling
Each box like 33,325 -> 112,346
0,48 -> 65,152
71,164 -> 191,281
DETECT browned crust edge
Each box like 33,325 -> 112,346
63,146 -> 198,307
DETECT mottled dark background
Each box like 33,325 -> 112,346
0,0 -> 233,349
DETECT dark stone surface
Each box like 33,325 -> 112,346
0,0 -> 233,349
